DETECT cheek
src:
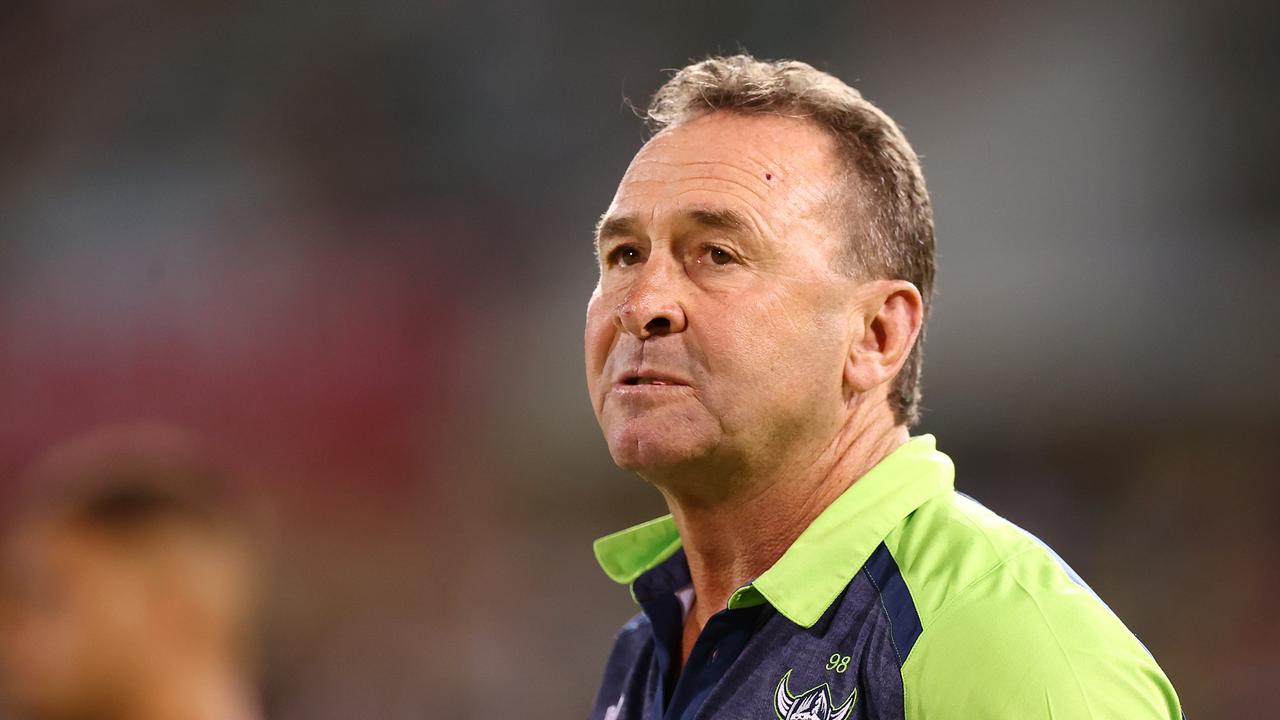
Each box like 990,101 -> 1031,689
5,594 -> 90,688
704,291 -> 845,395
584,291 -> 616,391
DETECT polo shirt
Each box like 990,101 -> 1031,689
589,435 -> 1184,720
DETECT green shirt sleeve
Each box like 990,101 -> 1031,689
901,549 -> 1183,719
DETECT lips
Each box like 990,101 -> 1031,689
622,377 -> 676,386
612,369 -> 691,388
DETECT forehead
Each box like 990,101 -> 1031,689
610,112 -> 843,232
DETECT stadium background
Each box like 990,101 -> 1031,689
1,1 -> 1276,717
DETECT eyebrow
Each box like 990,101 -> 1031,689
594,207 -> 755,246
594,213 -> 640,246
686,207 -> 754,236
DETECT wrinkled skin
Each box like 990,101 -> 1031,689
585,112 -> 888,500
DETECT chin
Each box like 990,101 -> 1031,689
605,421 -> 711,474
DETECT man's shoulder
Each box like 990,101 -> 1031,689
614,611 -> 650,640
887,488 -> 1135,646
591,612 -> 652,719
602,611 -> 653,666
886,489 -> 1067,622
885,491 -> 1182,718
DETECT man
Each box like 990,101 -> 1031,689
0,425 -> 262,720
585,55 -> 1182,719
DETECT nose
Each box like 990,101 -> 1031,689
615,262 -> 688,339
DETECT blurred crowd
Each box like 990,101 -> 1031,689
0,426 -> 260,720
1,1 -> 1277,718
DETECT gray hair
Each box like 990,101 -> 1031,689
645,54 -> 936,427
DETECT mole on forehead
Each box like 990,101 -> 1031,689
620,158 -> 799,208
633,125 -> 832,191
621,163 -> 778,203
618,157 -> 831,218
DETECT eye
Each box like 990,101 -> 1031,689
606,244 -> 644,267
700,245 -> 736,266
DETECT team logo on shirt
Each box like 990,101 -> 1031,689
774,669 -> 857,720
603,693 -> 624,720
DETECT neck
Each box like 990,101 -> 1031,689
659,408 -> 908,637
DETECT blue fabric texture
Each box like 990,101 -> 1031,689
589,547 -> 914,720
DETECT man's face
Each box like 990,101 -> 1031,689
0,525 -> 147,719
586,112 -> 863,484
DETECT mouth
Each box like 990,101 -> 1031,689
611,370 -> 691,391
621,377 -> 679,386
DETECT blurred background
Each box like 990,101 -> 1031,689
0,1 -> 1276,718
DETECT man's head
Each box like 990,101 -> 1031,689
585,55 -> 935,490
0,425 -> 256,720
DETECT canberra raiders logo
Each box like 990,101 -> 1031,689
773,669 -> 857,720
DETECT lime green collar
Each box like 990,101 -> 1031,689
592,434 -> 955,627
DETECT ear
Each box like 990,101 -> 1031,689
843,280 -> 924,398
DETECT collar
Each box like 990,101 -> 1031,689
592,434 -> 955,627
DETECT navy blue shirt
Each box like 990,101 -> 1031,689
589,436 -> 1183,720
